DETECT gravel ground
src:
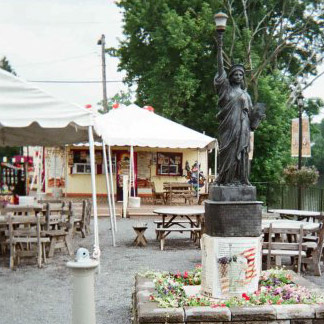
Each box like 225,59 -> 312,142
1,216 -> 323,324
0,216 -> 201,324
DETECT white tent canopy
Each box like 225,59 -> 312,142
0,68 -> 95,146
0,68 -> 100,258
94,104 -> 216,150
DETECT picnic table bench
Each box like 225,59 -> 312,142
163,183 -> 194,205
153,207 -> 204,250
155,227 -> 201,250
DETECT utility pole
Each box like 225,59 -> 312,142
97,34 -> 108,112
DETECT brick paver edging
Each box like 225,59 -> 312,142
133,273 -> 324,323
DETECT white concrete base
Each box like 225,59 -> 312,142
200,234 -> 262,299
129,197 -> 141,208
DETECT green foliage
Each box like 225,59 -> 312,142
250,74 -> 295,182
283,165 -> 319,187
98,90 -> 133,113
307,120 -> 324,174
0,56 -> 16,75
113,0 -> 324,182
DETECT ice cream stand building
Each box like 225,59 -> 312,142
43,104 -> 216,201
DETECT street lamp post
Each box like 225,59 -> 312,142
297,93 -> 304,170
297,92 -> 304,210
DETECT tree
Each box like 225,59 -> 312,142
112,0 -> 324,182
98,90 -> 133,113
0,56 -> 16,75
308,120 -> 324,174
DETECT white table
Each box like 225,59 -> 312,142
153,207 -> 204,250
268,209 -> 322,222
262,219 -> 320,232
153,207 -> 204,228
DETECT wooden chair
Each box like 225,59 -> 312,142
262,223 -> 306,274
151,182 -> 165,205
302,217 -> 324,276
43,203 -> 74,258
71,200 -> 91,238
6,214 -> 50,269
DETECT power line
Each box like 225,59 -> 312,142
27,80 -> 124,84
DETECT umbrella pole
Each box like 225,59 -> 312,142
197,149 -> 200,202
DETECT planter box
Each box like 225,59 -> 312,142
133,272 -> 324,323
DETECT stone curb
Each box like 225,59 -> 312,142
133,275 -> 324,323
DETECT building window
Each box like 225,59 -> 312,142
69,149 -> 117,175
156,152 -> 182,176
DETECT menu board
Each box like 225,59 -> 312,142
137,152 -> 151,180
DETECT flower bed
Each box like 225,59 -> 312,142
143,266 -> 324,308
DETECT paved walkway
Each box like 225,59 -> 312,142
0,216 -> 202,324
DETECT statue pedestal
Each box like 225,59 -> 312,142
200,234 -> 262,298
201,185 -> 263,299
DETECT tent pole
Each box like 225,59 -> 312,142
107,145 -> 117,231
128,147 -> 132,199
214,141 -> 218,180
88,126 -> 100,261
130,146 -> 135,197
64,146 -> 68,198
197,149 -> 200,202
102,141 -> 116,246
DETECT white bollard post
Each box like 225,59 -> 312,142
66,248 -> 99,324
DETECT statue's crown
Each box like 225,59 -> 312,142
229,64 -> 245,76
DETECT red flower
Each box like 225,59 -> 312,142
183,271 -> 188,279
221,303 -> 226,307
242,293 -> 250,301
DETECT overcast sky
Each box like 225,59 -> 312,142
0,0 -> 323,121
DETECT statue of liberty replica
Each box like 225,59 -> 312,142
201,12 -> 266,299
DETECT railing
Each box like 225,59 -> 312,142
252,182 -> 324,212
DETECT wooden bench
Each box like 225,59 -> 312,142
154,220 -> 193,239
155,227 -> 201,250
163,183 -> 195,205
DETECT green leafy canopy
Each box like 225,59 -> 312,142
112,0 -> 324,182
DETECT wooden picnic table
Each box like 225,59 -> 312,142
153,207 -> 204,250
163,183 -> 195,205
262,219 -> 320,232
268,209 -> 322,222
153,207 -> 204,228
